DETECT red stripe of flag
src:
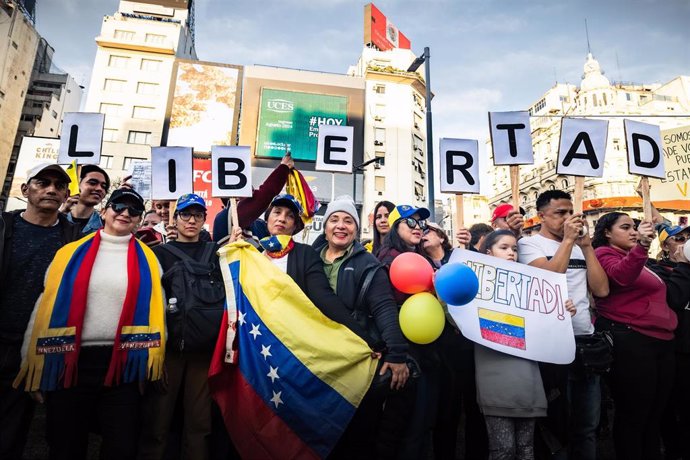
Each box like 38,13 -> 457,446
481,329 -> 526,350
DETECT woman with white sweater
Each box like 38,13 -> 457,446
15,189 -> 165,460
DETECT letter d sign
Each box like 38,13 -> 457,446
211,146 -> 252,198
624,119 -> 665,179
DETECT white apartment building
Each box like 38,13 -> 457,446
488,53 -> 690,228
348,46 -> 430,237
84,0 -> 196,180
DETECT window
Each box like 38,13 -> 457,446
374,128 -> 385,146
375,150 -> 385,166
375,176 -> 386,192
127,131 -> 151,145
103,79 -> 126,92
414,113 -> 423,129
602,93 -> 607,105
114,29 -> 135,40
593,94 -> 598,107
414,182 -> 425,200
374,104 -> 385,121
103,128 -> 118,142
132,106 -> 155,119
137,82 -> 158,95
532,98 -> 546,113
561,179 -> 569,189
145,33 -> 165,44
99,155 -> 113,169
123,157 -> 145,171
625,93 -> 631,101
413,135 -> 424,154
108,55 -> 129,68
373,84 -> 385,94
51,110 -> 58,118
140,59 -> 162,71
99,103 -> 122,117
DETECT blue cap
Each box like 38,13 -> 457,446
388,204 -> 431,227
270,193 -> 303,216
176,193 -> 207,212
658,224 -> 688,245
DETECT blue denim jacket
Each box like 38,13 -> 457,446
66,210 -> 103,235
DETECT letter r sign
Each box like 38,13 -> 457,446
440,138 -> 480,194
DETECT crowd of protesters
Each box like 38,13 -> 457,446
1,156 -> 689,460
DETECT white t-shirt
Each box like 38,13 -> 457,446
518,233 -> 594,336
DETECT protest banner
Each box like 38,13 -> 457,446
129,160 -> 152,200
624,119 -> 665,220
212,145 -> 253,232
151,146 -> 194,225
57,113 -> 105,166
489,111 -> 534,210
651,124 -> 690,210
447,249 -> 575,364
440,138 -> 479,248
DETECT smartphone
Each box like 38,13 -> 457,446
135,227 -> 163,245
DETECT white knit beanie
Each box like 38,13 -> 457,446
323,195 -> 359,229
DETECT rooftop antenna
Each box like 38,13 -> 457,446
615,51 -> 622,85
585,19 -> 592,55
554,67 -> 558,85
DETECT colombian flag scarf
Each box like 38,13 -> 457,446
15,230 -> 165,392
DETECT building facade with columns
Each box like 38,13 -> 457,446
488,54 -> 690,230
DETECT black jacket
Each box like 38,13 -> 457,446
285,243 -> 375,349
313,240 -> 408,363
0,210 -> 80,289
648,259 -> 690,353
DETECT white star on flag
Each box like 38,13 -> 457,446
260,344 -> 272,360
270,390 -> 283,408
249,324 -> 262,339
267,366 -> 280,383
237,311 -> 246,326
268,241 -> 275,248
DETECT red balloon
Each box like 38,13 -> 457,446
389,252 -> 434,294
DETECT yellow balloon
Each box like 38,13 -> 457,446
399,292 -> 445,344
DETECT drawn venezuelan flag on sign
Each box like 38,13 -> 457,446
478,308 -> 526,350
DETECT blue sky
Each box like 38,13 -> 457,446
36,0 -> 689,178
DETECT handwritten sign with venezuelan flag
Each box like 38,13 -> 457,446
448,249 -> 576,364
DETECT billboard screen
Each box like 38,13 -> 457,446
364,3 -> 411,51
167,60 -> 242,153
255,89 -> 348,162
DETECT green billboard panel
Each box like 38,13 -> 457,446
255,89 -> 348,161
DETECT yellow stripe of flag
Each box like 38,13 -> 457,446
478,308 -> 525,328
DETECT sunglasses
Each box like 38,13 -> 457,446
109,202 -> 143,217
177,211 -> 206,222
670,234 -> 688,243
401,217 -> 428,230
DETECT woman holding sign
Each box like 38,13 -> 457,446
592,212 -> 678,460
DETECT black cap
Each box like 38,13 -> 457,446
80,164 -> 111,190
106,189 -> 145,212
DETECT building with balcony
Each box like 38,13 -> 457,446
84,0 -> 196,178
488,53 -> 690,230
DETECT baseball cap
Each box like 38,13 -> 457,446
425,222 -> 444,233
80,164 -> 111,190
387,204 -> 431,228
267,194 -> 304,234
491,203 -> 515,222
176,193 -> 207,212
658,224 -> 689,245
26,163 -> 71,184
106,188 -> 145,212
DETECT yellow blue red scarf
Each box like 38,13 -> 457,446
259,234 -> 295,259
14,230 -> 165,391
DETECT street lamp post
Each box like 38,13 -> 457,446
407,46 -> 435,221
352,157 -> 382,202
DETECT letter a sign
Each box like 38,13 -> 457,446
440,138 -> 480,194
556,118 -> 608,177
211,146 -> 252,197
57,112 -> 105,165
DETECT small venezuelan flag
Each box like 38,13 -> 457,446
478,308 -> 526,350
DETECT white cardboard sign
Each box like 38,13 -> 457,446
211,146 -> 252,198
151,146 -> 194,200
556,118 -> 608,177
58,112 -> 105,165
129,160 -> 152,200
440,138 -> 480,194
489,111 -> 534,165
624,119 -> 665,179
448,249 -> 575,364
316,125 -> 354,173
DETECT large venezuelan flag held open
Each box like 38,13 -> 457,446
208,242 -> 377,460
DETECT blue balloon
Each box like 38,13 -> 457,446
435,263 -> 479,306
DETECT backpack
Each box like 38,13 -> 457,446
159,243 -> 226,352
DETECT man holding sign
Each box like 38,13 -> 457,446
518,190 -> 609,460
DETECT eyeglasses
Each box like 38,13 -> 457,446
671,234 -> 688,243
177,211 -> 206,222
401,217 -> 428,230
109,202 -> 143,217
30,177 -> 68,191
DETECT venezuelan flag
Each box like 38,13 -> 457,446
478,308 -> 526,350
209,242 -> 376,460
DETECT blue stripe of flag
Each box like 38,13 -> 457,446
229,261 -> 356,458
479,318 -> 525,339
49,238 -> 94,328
132,242 -> 152,325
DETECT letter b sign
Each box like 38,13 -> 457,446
211,146 -> 252,197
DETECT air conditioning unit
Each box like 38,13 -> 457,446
374,140 -> 383,146
374,116 -> 382,121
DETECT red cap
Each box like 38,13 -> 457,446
491,203 -> 514,222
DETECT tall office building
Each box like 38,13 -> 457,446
84,0 -> 196,178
